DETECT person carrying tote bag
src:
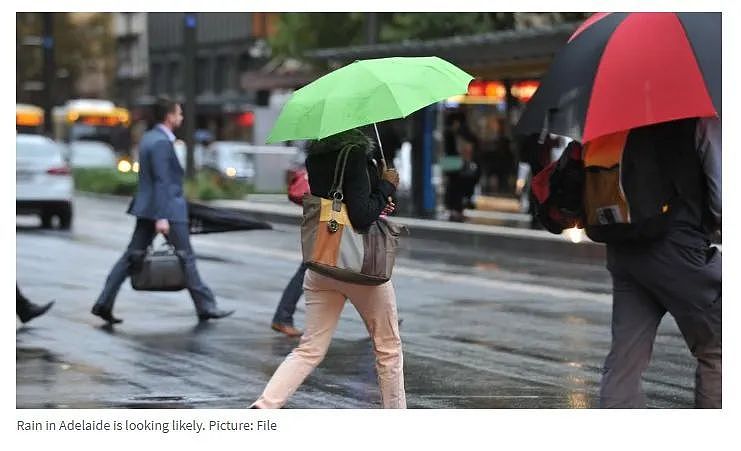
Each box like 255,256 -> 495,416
250,128 -> 406,409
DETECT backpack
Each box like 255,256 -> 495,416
530,140 -> 585,234
581,127 -> 683,243
532,123 -> 692,244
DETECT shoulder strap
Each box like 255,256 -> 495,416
329,145 -> 354,198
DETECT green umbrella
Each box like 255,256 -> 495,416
266,56 -> 473,162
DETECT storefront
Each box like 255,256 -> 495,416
306,22 -> 577,213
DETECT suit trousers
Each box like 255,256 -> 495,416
94,218 -> 217,315
600,233 -> 722,408
253,269 -> 406,408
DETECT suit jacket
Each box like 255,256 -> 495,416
127,127 -> 188,222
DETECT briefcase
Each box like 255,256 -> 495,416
130,242 -> 187,291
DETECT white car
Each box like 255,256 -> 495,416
173,140 -> 204,171
202,141 -> 256,182
16,134 -> 74,229
68,140 -> 118,169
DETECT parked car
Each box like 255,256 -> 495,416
174,140 -> 204,171
16,134 -> 73,229
67,140 -> 118,169
202,141 -> 256,182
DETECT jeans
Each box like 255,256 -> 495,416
272,263 -> 308,326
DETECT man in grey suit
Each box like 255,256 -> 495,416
91,97 -> 234,324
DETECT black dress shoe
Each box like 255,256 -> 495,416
18,300 -> 55,324
198,308 -> 235,321
91,305 -> 123,324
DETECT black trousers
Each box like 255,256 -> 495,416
601,231 -> 722,408
93,218 -> 217,315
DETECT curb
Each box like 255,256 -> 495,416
209,199 -> 607,264
75,192 -> 606,264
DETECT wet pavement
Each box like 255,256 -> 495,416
16,195 -> 696,408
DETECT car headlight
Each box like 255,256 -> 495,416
132,161 -> 139,173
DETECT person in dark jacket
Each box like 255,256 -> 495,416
91,97 -> 234,324
599,117 -> 721,408
271,152 -> 310,338
251,128 -> 405,409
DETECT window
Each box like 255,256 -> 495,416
196,57 -> 209,94
214,56 -> 227,94
169,60 -> 181,94
150,63 -> 161,95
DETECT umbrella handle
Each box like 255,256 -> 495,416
373,122 -> 387,167
538,108 -> 558,145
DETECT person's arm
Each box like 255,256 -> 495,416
150,139 -> 174,232
696,117 -> 722,228
342,150 -> 396,229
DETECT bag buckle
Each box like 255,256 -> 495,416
331,191 -> 343,212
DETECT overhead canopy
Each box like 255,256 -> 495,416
306,23 -> 579,79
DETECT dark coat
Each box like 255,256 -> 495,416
127,127 -> 188,222
305,129 -> 396,230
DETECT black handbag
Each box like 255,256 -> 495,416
130,237 -> 187,291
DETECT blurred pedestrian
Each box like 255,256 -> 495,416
91,97 -> 234,324
490,118 -> 515,194
251,129 -> 405,408
443,112 -> 479,221
271,154 -> 311,338
17,284 -> 54,324
596,117 -> 722,408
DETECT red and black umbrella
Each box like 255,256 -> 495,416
516,12 -> 720,143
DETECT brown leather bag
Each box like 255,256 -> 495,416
300,146 -> 405,286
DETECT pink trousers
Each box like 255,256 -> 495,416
252,269 -> 406,408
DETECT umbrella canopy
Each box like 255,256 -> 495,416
188,202 -> 272,234
516,12 -> 720,143
266,56 -> 473,144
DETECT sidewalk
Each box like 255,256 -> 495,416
209,194 -> 606,264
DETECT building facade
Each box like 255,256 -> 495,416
143,12 -> 279,141
114,13 -> 149,110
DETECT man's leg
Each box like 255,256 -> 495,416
637,241 -> 722,408
92,219 -> 156,321
272,263 -> 308,332
167,221 -> 232,319
600,262 -> 665,408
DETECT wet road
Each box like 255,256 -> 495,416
16,195 -> 696,408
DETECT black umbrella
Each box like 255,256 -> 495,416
187,202 -> 272,234
516,12 -> 720,143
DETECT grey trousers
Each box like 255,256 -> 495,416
94,219 -> 217,315
601,232 -> 722,408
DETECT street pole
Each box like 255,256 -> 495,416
41,12 -> 55,136
183,13 -> 197,180
365,12 -> 379,45
411,106 -> 436,218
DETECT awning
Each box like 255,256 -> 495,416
306,23 -> 579,79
